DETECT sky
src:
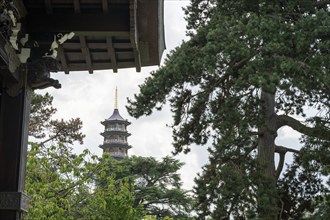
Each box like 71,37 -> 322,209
39,1 -> 302,190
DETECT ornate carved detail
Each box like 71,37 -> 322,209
0,0 -> 20,42
0,192 -> 30,212
45,32 -> 75,59
27,57 -> 61,89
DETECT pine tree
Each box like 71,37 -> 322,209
127,1 -> 330,218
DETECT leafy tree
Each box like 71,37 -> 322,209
26,92 -> 193,219
145,216 -> 174,220
127,1 -> 330,219
26,93 -> 145,219
98,155 -> 195,219
25,143 -> 145,220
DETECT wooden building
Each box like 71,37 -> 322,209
24,0 -> 165,73
0,0 -> 165,219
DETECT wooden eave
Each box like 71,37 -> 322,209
22,0 -> 165,74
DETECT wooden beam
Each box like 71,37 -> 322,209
102,0 -> 109,13
129,0 -> 141,72
63,42 -> 132,50
73,0 -> 81,13
58,46 -> 69,74
44,0 -> 53,14
106,37 -> 118,73
79,36 -> 93,74
74,31 -> 130,37
0,69 -> 32,219
26,13 -> 130,33
67,61 -> 135,71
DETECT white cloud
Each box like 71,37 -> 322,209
276,126 -> 302,151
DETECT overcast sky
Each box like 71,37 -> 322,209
40,1 -> 302,190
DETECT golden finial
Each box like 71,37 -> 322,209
115,87 -> 118,109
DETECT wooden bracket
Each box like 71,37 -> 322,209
0,192 -> 30,213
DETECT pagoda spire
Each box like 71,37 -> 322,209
115,86 -> 118,109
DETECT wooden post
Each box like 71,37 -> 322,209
0,67 -> 31,219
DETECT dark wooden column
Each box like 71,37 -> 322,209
0,67 -> 31,219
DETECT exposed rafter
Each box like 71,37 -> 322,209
22,0 -> 165,73
106,36 -> 118,73
102,0 -> 109,13
73,0 -> 81,13
44,0 -> 53,14
79,36 -> 93,74
58,45 -> 69,74
129,0 -> 141,72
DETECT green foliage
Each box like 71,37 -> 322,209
29,92 -> 85,145
25,142 -> 145,220
97,154 -> 195,219
80,176 -> 145,220
194,135 -> 258,219
277,160 -> 327,219
127,0 -> 330,218
276,137 -> 330,219
144,216 -> 174,220
27,92 -> 194,219
25,144 -> 193,219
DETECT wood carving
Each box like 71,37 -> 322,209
27,57 -> 61,89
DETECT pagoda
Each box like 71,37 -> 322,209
100,88 -> 131,158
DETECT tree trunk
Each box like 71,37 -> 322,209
257,90 -> 278,220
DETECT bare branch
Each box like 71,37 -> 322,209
275,145 -> 299,180
275,145 -> 300,154
275,149 -> 286,181
276,115 -> 330,141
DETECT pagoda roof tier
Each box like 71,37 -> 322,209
99,143 -> 132,149
101,119 -> 131,126
100,131 -> 131,137
108,109 -> 125,120
101,109 -> 131,125
22,0 -> 165,74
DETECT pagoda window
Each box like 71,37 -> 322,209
116,124 -> 125,131
104,135 -> 126,144
106,124 -> 116,131
120,124 -> 126,131
105,123 -> 126,131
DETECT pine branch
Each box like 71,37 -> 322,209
275,145 -> 299,180
275,145 -> 300,154
276,115 -> 330,141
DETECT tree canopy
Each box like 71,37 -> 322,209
26,146 -> 194,219
127,1 -> 330,219
25,143 -> 145,220
26,92 -> 194,219
98,155 -> 194,219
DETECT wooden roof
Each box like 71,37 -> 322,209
23,0 -> 165,73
